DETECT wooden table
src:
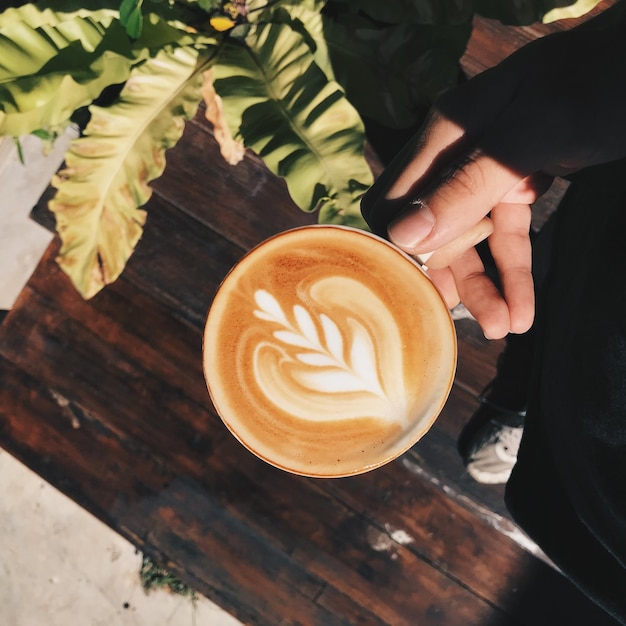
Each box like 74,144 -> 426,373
0,10 -> 618,625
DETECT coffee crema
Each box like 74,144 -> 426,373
203,225 -> 456,477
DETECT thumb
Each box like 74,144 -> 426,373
387,151 -> 524,256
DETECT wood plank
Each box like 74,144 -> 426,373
0,242 -> 519,624
0,359 -> 348,626
0,330 -> 513,624
2,243 -> 615,624
321,455 -> 619,626
410,387 -> 512,522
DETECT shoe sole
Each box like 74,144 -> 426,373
466,464 -> 513,485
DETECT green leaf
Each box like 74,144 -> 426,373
0,8 -> 125,79
0,6 -> 211,137
542,0 -> 603,23
120,0 -> 144,38
14,137 -> 24,164
213,22 -> 372,228
248,0 -> 334,81
31,122 -> 71,154
0,3 -> 119,30
134,12 -> 215,51
324,14 -> 472,129
197,0 -> 221,11
49,46 -> 207,298
0,10 -> 137,135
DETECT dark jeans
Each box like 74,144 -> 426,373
503,161 -> 626,624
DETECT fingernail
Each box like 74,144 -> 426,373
388,200 -> 435,251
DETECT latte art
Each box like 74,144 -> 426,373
203,225 -> 456,477
252,281 -> 408,426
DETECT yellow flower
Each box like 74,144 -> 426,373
209,15 -> 236,32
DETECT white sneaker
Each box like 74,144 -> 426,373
465,422 -> 524,485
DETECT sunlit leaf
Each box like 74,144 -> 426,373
0,4 -> 210,136
49,46 -> 208,298
213,22 -> 372,228
0,9 -> 136,135
0,3 -> 119,30
542,0 -> 603,23
247,0 -> 333,79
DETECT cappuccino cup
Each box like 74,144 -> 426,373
202,225 -> 456,477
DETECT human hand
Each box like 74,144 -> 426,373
361,2 -> 626,339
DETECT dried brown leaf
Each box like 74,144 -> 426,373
202,68 -> 245,165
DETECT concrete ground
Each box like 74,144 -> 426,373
0,135 -> 241,626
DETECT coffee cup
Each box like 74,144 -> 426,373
202,225 -> 456,477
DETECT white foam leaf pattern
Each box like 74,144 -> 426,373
296,370 -> 379,394
348,320 -> 386,398
273,330 -> 314,349
296,353 -> 338,367
254,310 -> 281,323
254,289 -> 289,325
320,313 -> 343,361
253,288 -> 390,404
294,305 -> 320,346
